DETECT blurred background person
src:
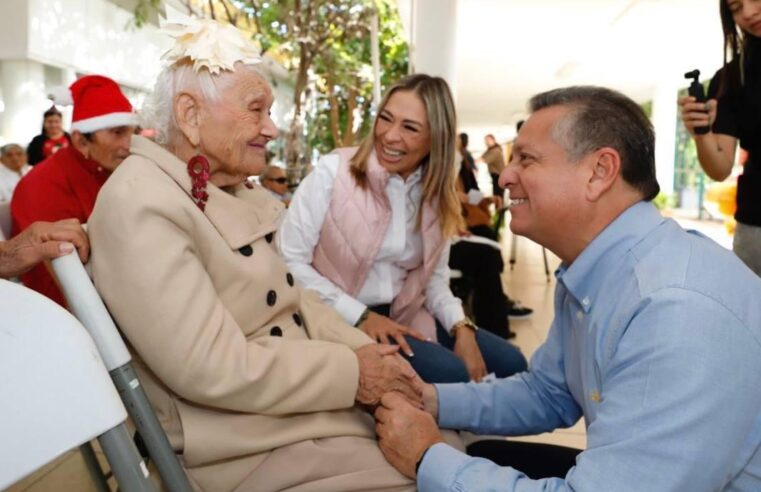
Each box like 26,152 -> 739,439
678,0 -> 761,276
457,132 -> 479,192
26,106 -> 71,166
481,133 -> 506,202
0,144 -> 31,202
260,164 -> 292,206
11,75 -> 135,306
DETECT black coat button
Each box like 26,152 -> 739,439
270,326 -> 283,337
293,313 -> 302,326
265,233 -> 274,243
286,273 -> 294,286
267,290 -> 277,306
238,245 -> 253,256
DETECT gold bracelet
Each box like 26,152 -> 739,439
451,317 -> 478,335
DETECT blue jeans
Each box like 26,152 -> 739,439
370,305 -> 527,383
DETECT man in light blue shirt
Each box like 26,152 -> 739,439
374,86 -> 761,491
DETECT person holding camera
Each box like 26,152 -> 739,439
678,0 -> 761,276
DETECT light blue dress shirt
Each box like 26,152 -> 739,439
419,202 -> 761,491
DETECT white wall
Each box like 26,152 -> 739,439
407,0 -> 458,93
27,0 -> 168,91
0,0 -> 295,147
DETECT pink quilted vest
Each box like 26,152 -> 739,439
312,147 -> 447,341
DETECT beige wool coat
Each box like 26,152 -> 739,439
88,137 -> 405,491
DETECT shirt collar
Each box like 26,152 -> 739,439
557,201 -> 665,311
129,136 -> 283,249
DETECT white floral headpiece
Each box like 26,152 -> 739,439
160,15 -> 262,75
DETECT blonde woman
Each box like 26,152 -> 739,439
279,74 -> 526,383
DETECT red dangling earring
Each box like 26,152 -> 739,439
187,154 -> 210,212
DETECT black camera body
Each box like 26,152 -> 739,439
684,69 -> 709,135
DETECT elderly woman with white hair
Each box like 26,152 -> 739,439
87,19 -> 421,492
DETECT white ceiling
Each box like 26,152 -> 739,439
453,0 -> 724,128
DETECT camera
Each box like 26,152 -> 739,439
684,69 -> 709,135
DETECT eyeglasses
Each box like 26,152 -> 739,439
267,177 -> 288,184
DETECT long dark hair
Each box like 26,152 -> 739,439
718,0 -> 760,94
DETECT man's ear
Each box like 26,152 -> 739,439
174,92 -> 202,147
70,131 -> 90,159
586,147 -> 621,201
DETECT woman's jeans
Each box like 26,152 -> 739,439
368,305 -> 527,384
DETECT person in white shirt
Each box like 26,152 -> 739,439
0,144 -> 31,202
279,74 -> 526,383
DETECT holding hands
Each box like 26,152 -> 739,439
374,391 -> 443,479
354,344 -> 423,408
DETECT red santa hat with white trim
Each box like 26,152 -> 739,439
52,75 -> 137,133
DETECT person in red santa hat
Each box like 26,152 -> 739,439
11,74 -> 137,306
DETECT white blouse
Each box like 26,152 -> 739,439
278,153 -> 464,333
0,164 -> 31,202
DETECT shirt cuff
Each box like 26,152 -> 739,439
333,293 -> 367,326
434,382 -> 478,429
438,303 -> 466,335
417,443 -> 471,492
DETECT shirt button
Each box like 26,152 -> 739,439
265,233 -> 274,243
267,290 -> 277,306
286,273 -> 294,286
582,297 -> 591,307
269,326 -> 282,337
576,310 -> 584,320
293,313 -> 302,326
238,245 -> 253,257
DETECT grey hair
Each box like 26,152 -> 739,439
1,143 -> 23,157
529,86 -> 660,201
140,62 -> 264,146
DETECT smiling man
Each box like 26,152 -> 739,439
375,86 -> 761,491
11,75 -> 135,306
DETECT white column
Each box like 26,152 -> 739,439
409,0 -> 458,94
651,78 -> 681,196
0,60 -> 50,146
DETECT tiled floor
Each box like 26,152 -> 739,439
2,212 -> 730,490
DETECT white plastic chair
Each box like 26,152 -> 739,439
0,280 -> 153,491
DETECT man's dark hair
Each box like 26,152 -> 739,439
458,132 -> 469,149
529,86 -> 660,201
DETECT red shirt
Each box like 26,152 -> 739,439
42,135 -> 70,159
11,146 -> 110,306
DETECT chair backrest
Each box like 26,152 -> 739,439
0,200 -> 11,240
0,280 -> 127,490
51,250 -> 193,492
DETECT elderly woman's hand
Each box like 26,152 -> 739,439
0,219 -> 89,279
354,344 -> 423,408
359,311 -> 429,357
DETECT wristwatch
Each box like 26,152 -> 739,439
451,317 -> 478,336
